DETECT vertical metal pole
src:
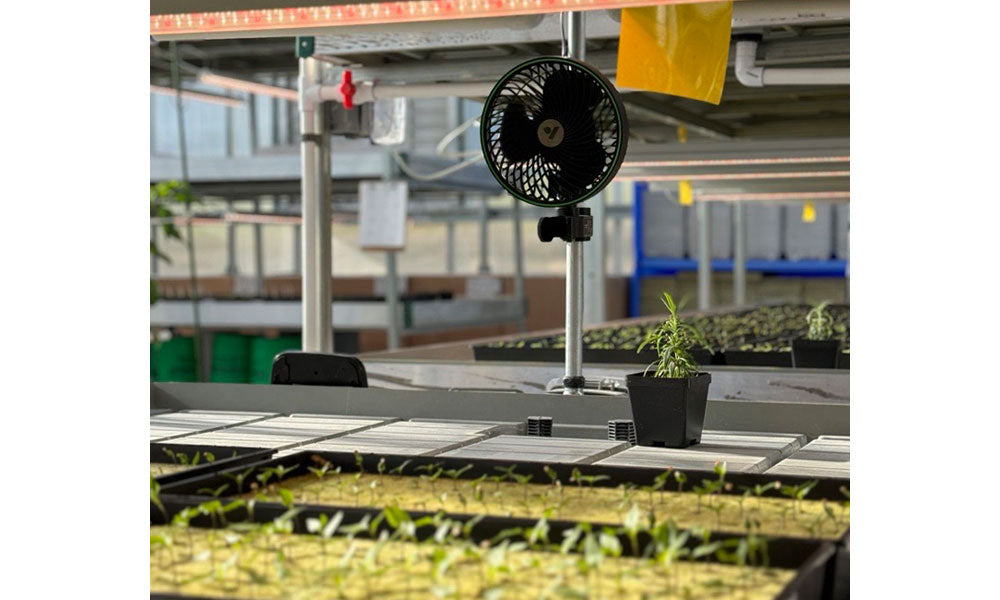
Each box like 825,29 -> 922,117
512,196 -> 526,331
253,198 -> 265,295
733,202 -> 747,307
170,41 -> 204,382
612,182 -> 624,276
564,10 -> 586,395
583,188 -> 606,325
292,195 -> 302,275
385,252 -> 402,350
696,201 -> 712,311
150,225 -> 159,275
271,75 -> 280,147
299,57 -> 332,353
478,195 -> 490,274
225,200 -> 237,276
445,217 -> 456,273
248,93 -> 259,155
225,101 -> 234,157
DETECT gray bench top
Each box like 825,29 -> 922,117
440,434 -> 629,464
594,431 -> 807,473
150,410 -> 278,442
765,435 -> 850,478
163,413 -> 393,450
290,420 -> 512,457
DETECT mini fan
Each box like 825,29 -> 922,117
480,56 -> 629,207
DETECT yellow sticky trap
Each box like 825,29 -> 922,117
616,3 -> 733,104
802,201 -> 817,223
678,180 -> 693,206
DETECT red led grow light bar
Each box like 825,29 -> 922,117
151,0 -> 699,38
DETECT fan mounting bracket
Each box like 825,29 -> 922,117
537,207 -> 592,243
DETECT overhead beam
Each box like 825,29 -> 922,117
623,95 -> 735,140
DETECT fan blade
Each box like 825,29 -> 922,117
553,140 -> 607,198
542,67 -> 602,115
499,101 -> 541,164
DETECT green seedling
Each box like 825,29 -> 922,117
389,459 -> 413,476
806,301 -> 834,341
222,466 -> 254,494
271,464 -> 297,482
196,483 -> 230,498
674,471 -> 687,493
354,451 -> 365,475
780,480 -> 818,514
150,476 -> 168,522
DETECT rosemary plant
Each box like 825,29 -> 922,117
638,292 -> 705,378
806,301 -> 834,341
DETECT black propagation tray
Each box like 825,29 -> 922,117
472,344 -> 721,366
151,442 -> 275,487
155,450 -> 849,600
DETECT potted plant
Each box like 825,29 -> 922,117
626,292 -> 711,448
791,301 -> 841,368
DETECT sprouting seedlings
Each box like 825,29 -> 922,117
780,479 -> 818,514
389,459 -> 413,476
222,466 -> 254,494
653,468 -> 674,506
621,504 -> 643,556
197,483 -> 231,498
271,463 -> 297,483
354,451 -> 365,476
150,476 -> 168,522
510,472 -> 534,507
674,471 -> 688,493
256,469 -> 274,489
740,480 -> 781,513
492,465 -> 518,490
277,488 -> 295,509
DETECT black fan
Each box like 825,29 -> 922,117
480,57 -> 629,208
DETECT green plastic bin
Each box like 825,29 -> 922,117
210,333 -> 252,383
249,335 -> 301,384
155,336 -> 197,382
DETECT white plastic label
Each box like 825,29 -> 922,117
359,180 -> 408,251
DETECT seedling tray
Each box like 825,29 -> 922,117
721,349 -> 850,370
473,344 -> 719,365
156,450 -> 847,596
151,443 -> 274,487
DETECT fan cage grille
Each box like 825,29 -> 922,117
481,57 -> 626,208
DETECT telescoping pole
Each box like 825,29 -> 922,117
563,11 -> 586,395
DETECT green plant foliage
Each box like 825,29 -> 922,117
638,292 -> 705,378
806,301 -> 834,341
149,180 -> 197,305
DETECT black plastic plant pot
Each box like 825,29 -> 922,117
625,371 -> 711,448
791,339 -> 842,369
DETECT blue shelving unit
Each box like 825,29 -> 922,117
630,182 -> 847,316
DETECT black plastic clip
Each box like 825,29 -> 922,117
537,206 -> 593,243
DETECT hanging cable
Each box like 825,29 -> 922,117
435,116 -> 481,160
390,150 -> 483,181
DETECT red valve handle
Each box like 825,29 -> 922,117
340,70 -> 356,110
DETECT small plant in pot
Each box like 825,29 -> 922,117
791,301 -> 842,368
627,292 -> 711,448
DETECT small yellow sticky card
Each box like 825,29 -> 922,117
616,3 -> 734,104
802,201 -> 817,223
679,180 -> 693,206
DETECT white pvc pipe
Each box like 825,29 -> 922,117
735,39 -> 849,87
304,81 -> 495,110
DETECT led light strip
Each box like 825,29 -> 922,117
617,170 -> 851,182
151,1 -> 696,37
150,84 -> 244,108
622,156 -> 850,168
694,191 -> 851,202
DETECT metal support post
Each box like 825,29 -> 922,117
225,200 -> 237,276
612,182 -> 624,276
512,196 -> 526,331
445,217 -> 456,273
248,93 -> 259,154
564,10 -> 586,395
385,252 -> 402,350
299,57 -> 333,353
253,198 -> 265,295
696,201 -> 712,311
583,188 -> 606,325
150,225 -> 159,275
733,202 -> 747,307
478,195 -> 490,274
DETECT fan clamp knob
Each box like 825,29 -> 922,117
537,119 -> 565,148
537,207 -> 593,243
